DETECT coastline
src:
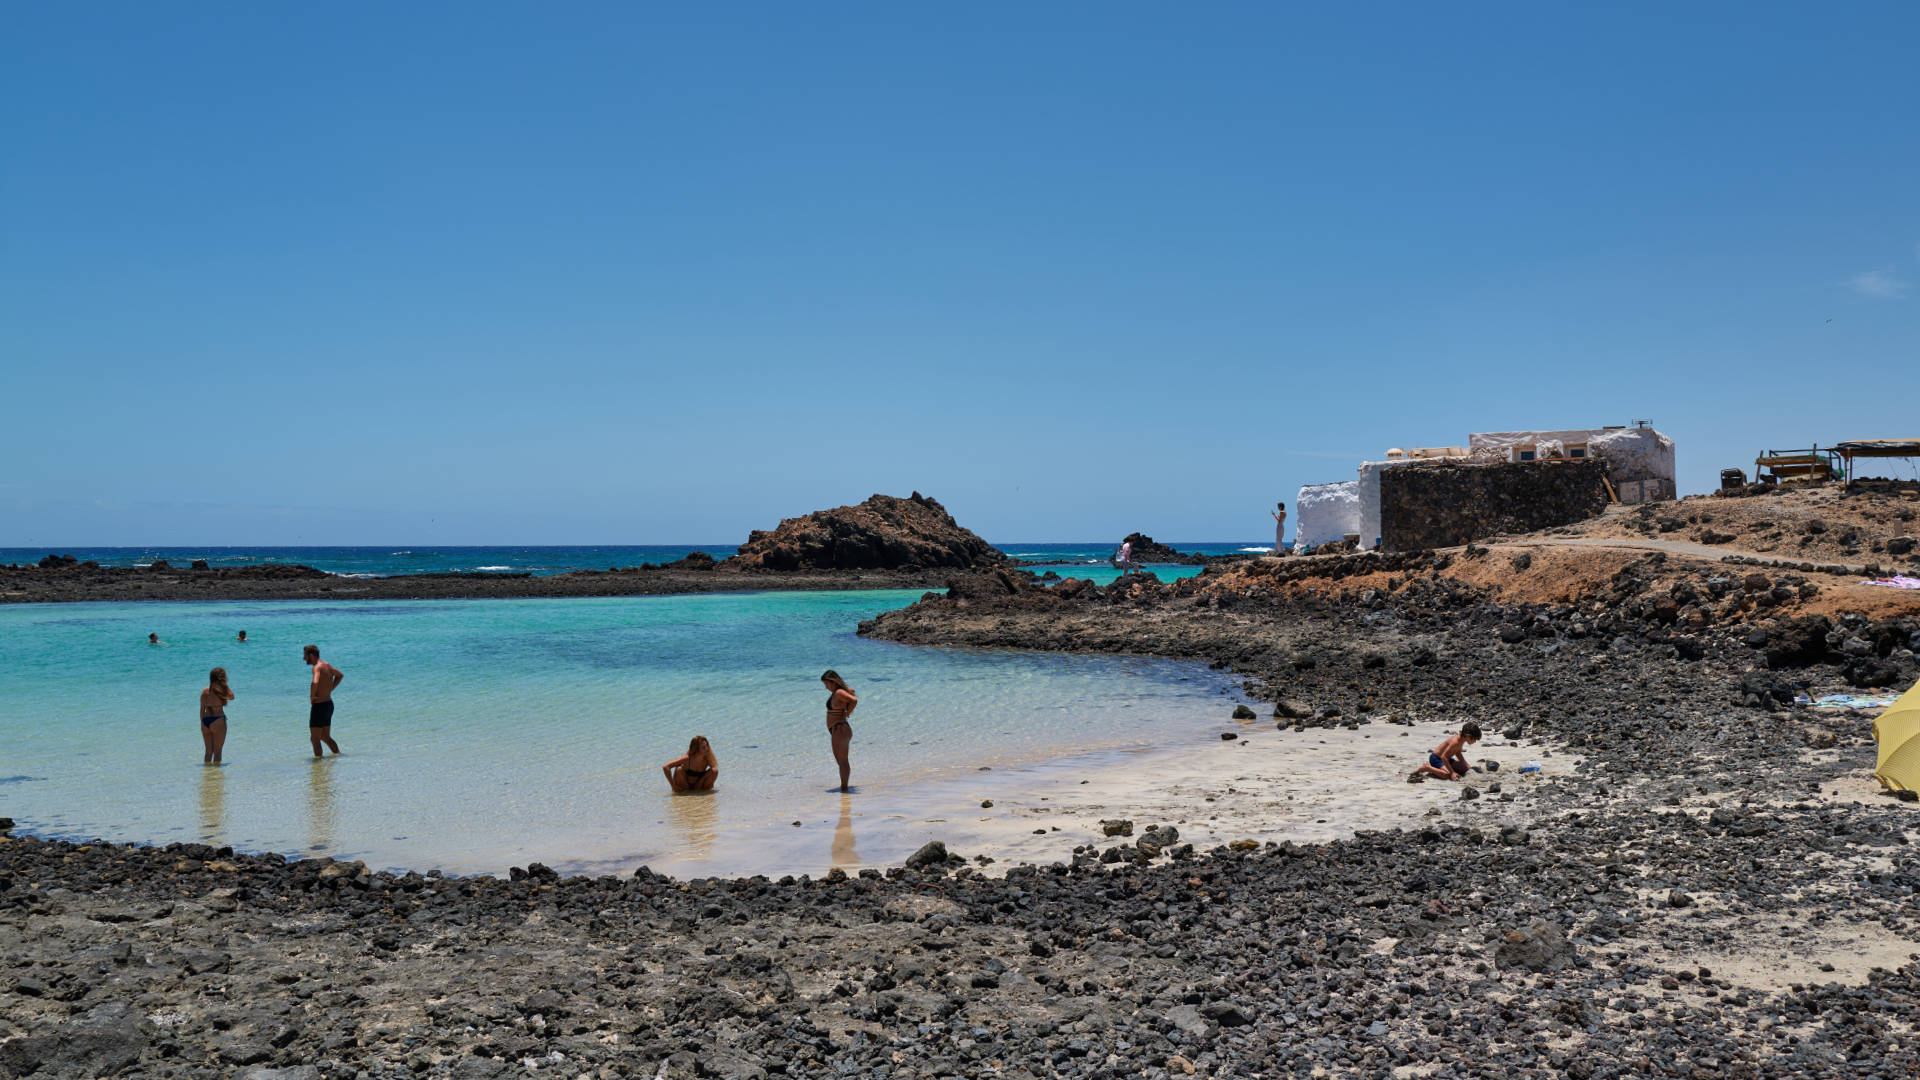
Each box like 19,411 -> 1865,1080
6,492 -> 1920,1076
0,564 -> 966,604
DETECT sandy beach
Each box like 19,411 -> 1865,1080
642,719 -> 1581,880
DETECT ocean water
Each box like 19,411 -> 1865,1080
0,542 -> 1274,579
0,592 -> 1247,877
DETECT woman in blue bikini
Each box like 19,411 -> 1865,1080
199,667 -> 233,765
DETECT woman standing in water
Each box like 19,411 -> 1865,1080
822,669 -> 857,793
662,735 -> 719,792
199,667 -> 233,764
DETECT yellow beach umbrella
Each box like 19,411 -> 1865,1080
1873,679 -> 1920,792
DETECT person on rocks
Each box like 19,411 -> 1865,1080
1113,539 -> 1134,574
200,667 -> 234,765
822,669 -> 858,793
1415,722 -> 1480,780
663,735 -> 719,793
304,644 -> 344,758
1271,501 -> 1287,553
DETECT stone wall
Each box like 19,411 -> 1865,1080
1379,460 -> 1611,551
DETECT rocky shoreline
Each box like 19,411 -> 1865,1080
7,505 -> 1920,1076
0,561 -> 960,605
4,726 -> 1918,1079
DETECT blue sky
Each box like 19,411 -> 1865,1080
3,3 -> 1916,546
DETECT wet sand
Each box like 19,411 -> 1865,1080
634,719 -> 1581,880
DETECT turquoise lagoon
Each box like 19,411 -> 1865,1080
0,590 -> 1244,877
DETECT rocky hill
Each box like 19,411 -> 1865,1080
726,492 -> 1004,572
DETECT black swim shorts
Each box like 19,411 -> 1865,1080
309,700 -> 335,729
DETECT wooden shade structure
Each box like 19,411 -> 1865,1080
1754,446 -> 1840,483
1835,438 -> 1920,482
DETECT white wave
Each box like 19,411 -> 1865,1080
473,566 -> 514,572
1239,546 -> 1275,553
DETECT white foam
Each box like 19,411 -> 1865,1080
473,566 -> 514,572
1239,546 -> 1273,553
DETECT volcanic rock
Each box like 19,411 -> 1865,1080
1494,920 -> 1577,973
728,493 -> 1004,572
904,841 -> 949,870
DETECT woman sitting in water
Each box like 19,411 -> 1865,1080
200,667 -> 233,765
663,735 -> 718,793
822,669 -> 857,793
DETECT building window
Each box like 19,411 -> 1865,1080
1518,450 -> 1536,462
1569,447 -> 1586,458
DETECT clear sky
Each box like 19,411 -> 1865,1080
4,3 -> 1916,546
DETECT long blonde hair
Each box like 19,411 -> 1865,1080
208,667 -> 233,702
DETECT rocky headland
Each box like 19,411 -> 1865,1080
0,494 -> 1005,605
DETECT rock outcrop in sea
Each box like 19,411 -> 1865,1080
726,492 -> 1004,572
1117,533 -> 1256,566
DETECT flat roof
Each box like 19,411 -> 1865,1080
1835,439 -> 1920,457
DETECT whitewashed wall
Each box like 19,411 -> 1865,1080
1588,427 -> 1676,484
1294,481 -> 1361,549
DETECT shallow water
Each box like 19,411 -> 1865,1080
0,592 -> 1244,875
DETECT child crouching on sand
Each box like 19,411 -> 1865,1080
1414,723 -> 1480,781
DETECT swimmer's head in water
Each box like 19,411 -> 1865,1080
237,631 -> 247,641
303,644 -> 320,662
820,669 -> 848,692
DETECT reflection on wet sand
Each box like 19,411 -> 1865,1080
831,795 -> 861,868
307,759 -> 335,854
197,765 -> 225,845
666,791 -> 718,861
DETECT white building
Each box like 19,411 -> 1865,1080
1468,425 -> 1676,503
1342,424 -> 1677,549
1293,481 -> 1361,550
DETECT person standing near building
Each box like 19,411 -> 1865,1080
1271,501 -> 1287,553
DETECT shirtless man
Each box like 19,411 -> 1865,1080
1414,723 -> 1480,781
304,644 -> 344,757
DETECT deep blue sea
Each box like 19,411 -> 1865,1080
1,542 -> 1273,578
